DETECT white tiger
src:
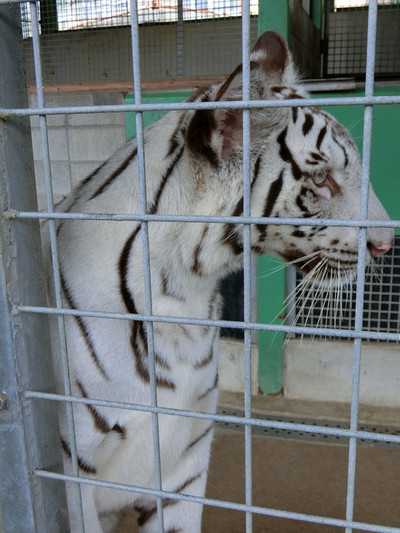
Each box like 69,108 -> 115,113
48,32 -> 393,532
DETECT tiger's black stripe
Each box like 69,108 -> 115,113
167,111 -> 188,157
89,146 -> 138,200
186,108 -> 219,168
135,472 -> 203,526
118,227 -> 176,390
150,146 -> 184,214
198,372 -> 219,400
61,438 -> 96,475
60,270 -> 109,380
195,327 -> 218,369
200,285 -> 221,336
296,187 -> 314,217
277,127 -> 302,180
191,226 -> 209,275
316,125 -> 327,151
58,161 -> 107,217
302,113 -> 314,136
186,424 -> 213,450
222,197 -> 243,255
215,63 -> 243,101
309,151 -> 326,162
119,227 -> 141,314
252,154 -> 262,186
76,380 -> 126,437
332,131 -> 349,167
118,148 -> 185,390
256,170 -> 284,242
194,345 -> 214,370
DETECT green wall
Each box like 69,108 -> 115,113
125,91 -> 193,140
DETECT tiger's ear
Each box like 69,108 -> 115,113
185,32 -> 298,165
214,31 -> 296,104
249,31 -> 296,88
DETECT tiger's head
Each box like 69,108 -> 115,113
184,31 -> 394,286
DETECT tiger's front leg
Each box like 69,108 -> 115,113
136,470 -> 210,533
134,424 -> 214,533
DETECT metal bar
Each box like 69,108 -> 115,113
177,0 -> 184,77
3,94 -> 400,118
32,469 -> 400,533
241,4 -> 253,530
29,2 -> 85,530
0,0 -> 37,3
6,209 -> 400,228
345,2 -> 380,531
0,4 -> 68,532
285,266 -> 297,333
130,1 -> 165,530
23,390 -> 400,446
16,304 -> 400,342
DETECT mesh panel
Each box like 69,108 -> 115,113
21,0 -> 259,85
325,0 -> 400,78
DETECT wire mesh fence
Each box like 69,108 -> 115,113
21,0 -> 259,35
325,0 -> 400,78
21,0 -> 259,85
1,0 -> 400,532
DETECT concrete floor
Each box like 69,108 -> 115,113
116,396 -> 400,532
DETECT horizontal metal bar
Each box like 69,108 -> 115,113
24,390 -> 400,445
16,304 -> 400,342
4,209 -> 400,229
1,95 -> 400,119
32,468 -> 400,532
0,0 -> 37,4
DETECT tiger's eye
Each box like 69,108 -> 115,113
313,170 -> 326,185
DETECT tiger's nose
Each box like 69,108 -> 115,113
367,241 -> 393,258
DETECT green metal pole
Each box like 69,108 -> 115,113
256,0 -> 291,394
258,0 -> 290,41
311,0 -> 323,30
257,256 -> 286,394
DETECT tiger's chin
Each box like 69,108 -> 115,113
280,249 -> 359,289
307,259 -> 358,289
306,267 -> 357,289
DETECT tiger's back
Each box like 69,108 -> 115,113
49,31 -> 393,532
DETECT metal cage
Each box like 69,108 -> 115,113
1,1 -> 400,532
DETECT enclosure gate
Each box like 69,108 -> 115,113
1,1 -> 400,532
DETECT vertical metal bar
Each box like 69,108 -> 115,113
345,1 -> 378,531
29,2 -> 85,531
0,4 -> 68,532
177,0 -> 184,77
130,1 -> 165,531
285,265 -> 297,334
241,3 -> 253,532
